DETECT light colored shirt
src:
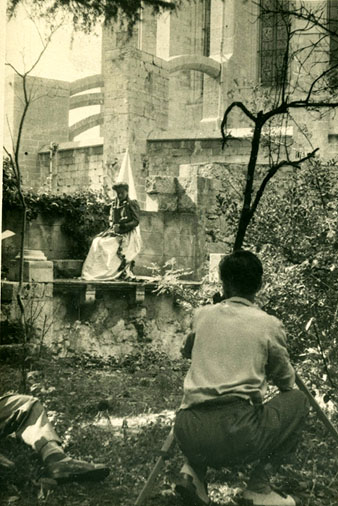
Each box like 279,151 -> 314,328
180,297 -> 295,410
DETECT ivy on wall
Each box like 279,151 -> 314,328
2,160 -> 110,258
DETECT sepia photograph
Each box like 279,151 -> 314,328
1,1 -> 337,505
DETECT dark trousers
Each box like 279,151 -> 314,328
174,390 -> 309,473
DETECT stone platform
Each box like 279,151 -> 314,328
1,277 -> 202,359
53,276 -> 201,303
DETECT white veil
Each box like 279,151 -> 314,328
115,148 -> 141,239
116,148 -> 138,200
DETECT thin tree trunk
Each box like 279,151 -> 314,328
233,116 -> 263,250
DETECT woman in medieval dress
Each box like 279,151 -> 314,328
81,182 -> 142,281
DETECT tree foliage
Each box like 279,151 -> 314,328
7,0 -> 178,32
216,156 -> 338,404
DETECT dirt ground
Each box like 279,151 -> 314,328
0,348 -> 337,506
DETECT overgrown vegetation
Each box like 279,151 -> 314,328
0,349 -> 337,506
3,159 -> 110,257
214,157 -> 338,403
7,0 -> 177,33
2,1 -> 338,504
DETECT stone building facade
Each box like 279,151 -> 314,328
4,1 -> 338,195
2,1 -> 338,357
3,0 -> 338,275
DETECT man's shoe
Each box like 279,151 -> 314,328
175,473 -> 210,506
46,457 -> 110,484
242,488 -> 300,506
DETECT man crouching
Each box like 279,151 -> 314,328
174,250 -> 309,506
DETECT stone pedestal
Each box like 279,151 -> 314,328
8,249 -> 53,282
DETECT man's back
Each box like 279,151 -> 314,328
181,297 -> 295,409
175,251 -> 306,506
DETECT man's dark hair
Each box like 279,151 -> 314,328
219,250 -> 263,296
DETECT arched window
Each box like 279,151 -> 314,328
259,0 -> 289,87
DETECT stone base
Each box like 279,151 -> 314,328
8,259 -> 54,282
53,259 -> 83,279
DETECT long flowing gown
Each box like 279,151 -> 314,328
81,198 -> 141,280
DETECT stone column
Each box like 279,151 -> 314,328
217,0 -> 259,129
102,27 -> 169,206
290,1 -> 330,157
201,0 -> 225,129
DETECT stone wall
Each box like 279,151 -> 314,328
146,133 -> 254,177
145,171 -> 226,270
2,211 -> 71,265
166,1 -> 205,133
39,141 -> 104,193
1,210 -> 202,279
103,46 -> 169,206
4,71 -> 70,189
1,281 -> 194,360
2,163 -> 238,279
139,211 -> 200,275
51,286 -> 192,359
4,0 -> 338,201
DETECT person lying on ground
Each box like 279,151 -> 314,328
0,393 -> 110,484
81,182 -> 141,281
174,250 -> 309,506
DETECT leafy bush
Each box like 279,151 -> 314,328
215,158 -> 338,403
0,320 -> 27,345
2,159 -> 111,257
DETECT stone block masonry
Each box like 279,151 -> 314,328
103,47 -> 169,207
8,259 -> 53,283
1,280 -> 198,359
4,71 -> 70,190
51,281 -> 197,359
146,134 -> 254,179
2,209 -> 201,279
39,142 -> 104,194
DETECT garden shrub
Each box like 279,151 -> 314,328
216,158 -> 338,402
2,159 -> 111,257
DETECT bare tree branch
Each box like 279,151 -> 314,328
304,63 -> 338,103
5,62 -> 24,78
249,148 -> 320,220
221,102 -> 257,148
3,146 -> 19,182
5,115 -> 17,160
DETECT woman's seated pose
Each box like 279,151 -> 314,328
81,182 -> 141,281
